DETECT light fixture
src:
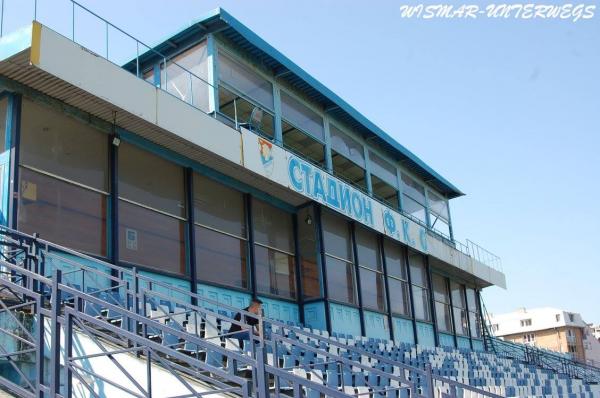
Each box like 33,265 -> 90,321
112,136 -> 121,147
305,215 -> 313,225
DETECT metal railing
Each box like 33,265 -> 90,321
0,226 -> 514,397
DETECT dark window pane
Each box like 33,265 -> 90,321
388,278 -> 411,316
118,200 -> 185,275
412,285 -> 431,322
331,150 -> 366,191
436,302 -> 452,333
252,199 -> 294,253
119,143 -> 185,218
325,256 -> 357,305
281,92 -> 324,141
18,168 -> 107,257
194,174 -> 245,238
298,206 -> 321,299
254,245 -> 296,299
371,174 -> 398,209
408,252 -> 427,287
384,239 -> 407,280
432,274 -> 450,304
218,85 -> 275,139
454,308 -> 469,336
20,99 -> 108,191
356,227 -> 382,271
195,226 -> 248,290
360,268 -> 386,312
469,311 -> 481,338
282,121 -> 325,167
322,211 -> 353,261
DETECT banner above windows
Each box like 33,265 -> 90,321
241,128 -> 428,255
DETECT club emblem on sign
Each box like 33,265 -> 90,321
258,137 -> 274,177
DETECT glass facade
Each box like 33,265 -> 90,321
298,206 -> 322,299
451,281 -> 469,336
161,41 -> 210,112
401,173 -> 427,225
466,288 -> 482,338
369,151 -> 399,209
281,92 -> 325,167
322,211 -> 357,305
18,99 -> 108,256
330,124 -> 366,191
118,142 -> 186,275
384,239 -> 411,317
252,199 -> 296,299
409,251 -> 431,322
356,227 -> 386,312
218,52 -> 275,139
428,190 -> 451,237
194,174 -> 248,289
432,274 -> 453,333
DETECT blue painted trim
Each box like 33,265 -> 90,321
323,116 -> 333,172
206,33 -> 218,113
118,129 -> 296,214
273,85 -> 282,145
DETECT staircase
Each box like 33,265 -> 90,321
0,227 -> 598,398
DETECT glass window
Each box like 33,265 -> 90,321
401,173 -> 427,224
356,227 -> 385,312
218,85 -> 275,139
369,151 -> 397,187
280,91 -> 324,141
161,41 -> 210,112
331,151 -> 366,191
20,99 -> 108,191
252,199 -> 296,299
193,174 -> 248,289
432,274 -> 452,333
428,190 -> 450,236
355,227 -> 382,271
466,287 -> 481,338
322,211 -> 357,305
388,278 -> 411,316
119,200 -> 185,274
118,143 -> 186,274
282,120 -> 325,167
0,96 -> 7,150
360,268 -> 386,312
450,282 -> 468,336
194,174 -> 245,237
325,256 -> 357,305
18,168 -> 107,256
195,226 -> 248,289
298,206 -> 321,299
219,52 -> 274,110
409,252 -> 431,322
384,239 -> 407,280
330,125 -> 365,167
322,211 -> 353,261
119,143 -> 185,218
371,174 -> 399,209
18,99 -> 108,257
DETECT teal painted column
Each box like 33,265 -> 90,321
206,33 -> 219,114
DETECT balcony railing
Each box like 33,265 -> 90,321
0,0 -> 503,273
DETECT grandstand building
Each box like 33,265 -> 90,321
0,3 -> 598,398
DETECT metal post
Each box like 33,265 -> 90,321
109,132 -> 119,276
35,295 -> 45,397
0,0 -> 4,37
34,0 -> 37,20
50,269 -> 62,397
7,94 -> 22,230
425,363 -> 435,398
135,41 -> 140,77
71,2 -> 75,41
146,350 -> 152,398
185,168 -> 198,305
245,194 -> 256,299
379,237 -> 395,342
350,222 -> 366,337
64,310 -> 73,398
404,249 -> 419,345
446,278 -> 458,348
255,343 -> 269,398
292,214 -> 304,324
105,21 -> 109,60
315,205 -> 332,334
425,258 -> 439,347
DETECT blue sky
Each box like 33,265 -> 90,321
9,0 -> 599,322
